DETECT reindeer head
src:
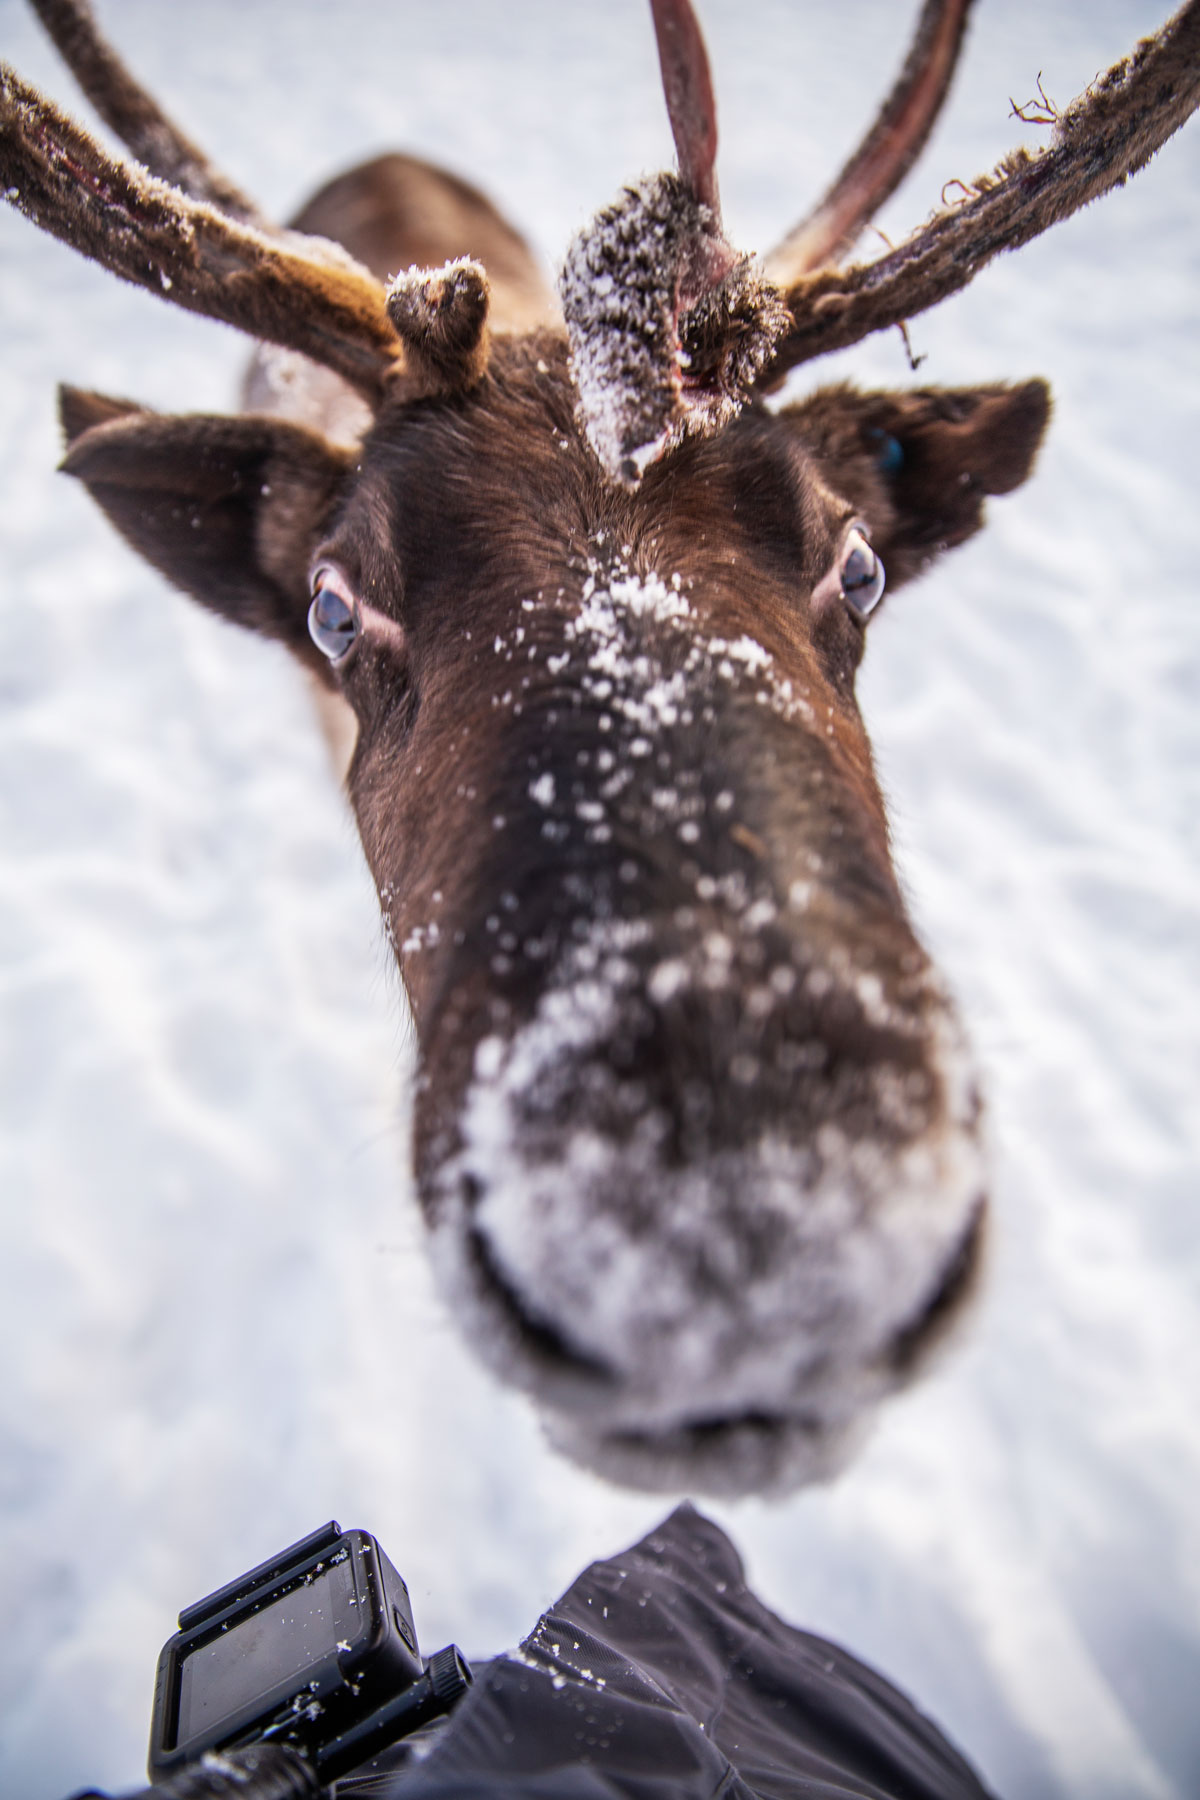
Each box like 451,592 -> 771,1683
5,0 -> 1197,1494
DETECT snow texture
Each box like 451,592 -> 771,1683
0,4 -> 1197,1800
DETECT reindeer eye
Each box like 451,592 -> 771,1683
840,526 -> 885,621
308,571 -> 360,662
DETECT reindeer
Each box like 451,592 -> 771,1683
2,0 -> 1197,1498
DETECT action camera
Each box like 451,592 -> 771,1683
147,1520 -> 470,1786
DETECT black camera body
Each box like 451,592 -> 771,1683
149,1521 -> 431,1780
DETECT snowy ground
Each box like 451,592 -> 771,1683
0,2 -> 1197,1796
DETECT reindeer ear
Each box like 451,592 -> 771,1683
782,379 -> 1050,590
59,388 -> 354,677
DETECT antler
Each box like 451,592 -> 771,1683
649,0 -> 721,214
26,0 -> 263,222
561,0 -> 793,482
0,62 -> 403,403
3,1 -> 515,404
765,0 -> 1200,381
764,0 -> 976,284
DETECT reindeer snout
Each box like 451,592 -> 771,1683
428,912 -> 987,1496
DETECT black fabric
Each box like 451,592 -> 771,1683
335,1505 -> 994,1800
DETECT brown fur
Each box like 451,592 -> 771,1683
387,260 -> 492,395
289,154 -> 555,335
784,380 -> 1052,587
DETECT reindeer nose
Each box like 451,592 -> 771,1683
463,1221 -> 621,1388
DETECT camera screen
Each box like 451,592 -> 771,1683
177,1558 -> 356,1743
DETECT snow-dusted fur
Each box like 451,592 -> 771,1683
434,941 -> 983,1496
423,555 -> 986,1495
560,172 -> 789,483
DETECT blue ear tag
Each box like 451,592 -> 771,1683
867,428 -> 904,475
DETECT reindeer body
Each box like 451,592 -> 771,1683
4,0 -> 1197,1494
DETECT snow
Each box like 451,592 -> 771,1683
0,3 -> 1197,1798
559,169 -> 788,480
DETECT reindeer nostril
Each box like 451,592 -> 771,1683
465,1224 -> 616,1383
889,1199 -> 987,1374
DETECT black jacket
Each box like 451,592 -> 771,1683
342,1503 -> 994,1800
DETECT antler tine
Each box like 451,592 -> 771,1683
27,0 -> 264,225
764,0 -> 975,285
764,0 -> 1200,384
649,0 -> 721,213
0,63 -> 402,403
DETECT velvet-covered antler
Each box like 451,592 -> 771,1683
0,59 -> 403,403
765,0 -> 1200,380
764,0 -> 976,285
2,0 -> 503,405
560,0 -> 793,482
6,0 -> 1198,437
27,0 -> 264,222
